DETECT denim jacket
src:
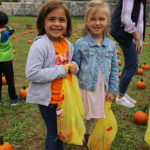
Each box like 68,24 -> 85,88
72,32 -> 119,94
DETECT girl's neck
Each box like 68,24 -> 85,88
91,33 -> 103,44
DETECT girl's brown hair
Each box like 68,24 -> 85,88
36,0 -> 72,37
82,0 -> 110,37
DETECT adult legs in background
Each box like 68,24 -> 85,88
119,42 -> 138,95
38,104 -> 64,150
116,42 -> 138,108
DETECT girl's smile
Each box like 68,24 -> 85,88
44,7 -> 67,43
86,9 -> 108,41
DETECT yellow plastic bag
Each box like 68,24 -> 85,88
57,74 -> 86,145
88,101 -> 117,150
144,108 -> 150,146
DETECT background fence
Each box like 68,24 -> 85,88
0,0 -> 150,24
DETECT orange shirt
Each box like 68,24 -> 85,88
50,38 -> 69,104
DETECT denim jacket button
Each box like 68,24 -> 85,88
93,78 -> 97,80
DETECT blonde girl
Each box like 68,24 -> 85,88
26,0 -> 77,150
72,0 -> 119,149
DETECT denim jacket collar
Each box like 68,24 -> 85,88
85,32 -> 108,47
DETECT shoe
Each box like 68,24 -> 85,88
116,95 -> 135,108
124,94 -> 136,104
11,99 -> 19,106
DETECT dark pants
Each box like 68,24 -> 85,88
0,61 -> 18,100
38,104 -> 64,150
119,42 -> 138,96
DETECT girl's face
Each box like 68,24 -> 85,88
86,9 -> 108,38
44,7 -> 67,43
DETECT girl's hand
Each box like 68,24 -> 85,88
69,63 -> 77,74
64,66 -> 69,77
105,92 -> 115,102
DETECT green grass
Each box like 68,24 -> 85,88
0,16 -> 150,150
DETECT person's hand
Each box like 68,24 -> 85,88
105,92 -> 115,102
69,63 -> 77,74
132,31 -> 142,54
0,27 -> 6,33
64,65 -> 69,77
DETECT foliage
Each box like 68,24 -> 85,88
0,16 -> 150,150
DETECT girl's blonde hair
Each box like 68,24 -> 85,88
36,0 -> 72,37
82,0 -> 110,37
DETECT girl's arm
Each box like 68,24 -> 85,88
108,42 -> 119,95
26,42 -> 66,83
71,40 -> 82,72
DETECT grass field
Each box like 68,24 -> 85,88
0,16 -> 150,150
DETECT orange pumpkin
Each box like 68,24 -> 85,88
148,33 -> 150,36
0,136 -> 13,150
24,31 -> 27,35
116,49 -> 120,55
142,63 -> 149,70
118,59 -> 122,65
27,40 -> 32,44
119,70 -> 122,78
143,42 -> 148,46
136,78 -> 146,89
29,30 -> 34,33
74,28 -> 78,31
133,110 -> 148,125
75,35 -> 79,39
137,66 -> 144,75
72,33 -> 77,36
2,76 -> 6,85
19,86 -> 28,99
12,49 -> 16,54
12,35 -> 16,39
114,41 -> 117,45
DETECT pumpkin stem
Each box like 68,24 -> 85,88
141,78 -> 143,82
23,86 -> 26,90
0,136 -> 4,145
143,107 -> 147,113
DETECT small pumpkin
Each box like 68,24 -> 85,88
12,35 -> 16,39
142,63 -> 149,70
148,32 -> 150,36
137,66 -> 144,75
72,33 -> 77,36
136,78 -> 146,89
143,42 -> 148,46
114,41 -> 117,45
2,76 -> 7,85
24,31 -> 27,35
12,49 -> 16,54
118,70 -> 122,78
118,59 -> 122,65
27,40 -> 32,44
0,136 -> 13,150
29,29 -> 34,33
19,86 -> 28,99
73,28 -> 78,31
116,49 -> 120,55
75,35 -> 79,39
133,108 -> 148,125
